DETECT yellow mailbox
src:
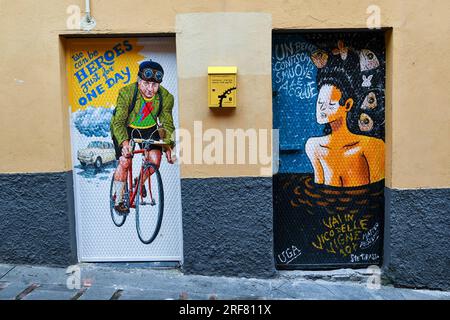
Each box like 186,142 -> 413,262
208,66 -> 237,108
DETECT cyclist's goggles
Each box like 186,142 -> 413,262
139,68 -> 164,83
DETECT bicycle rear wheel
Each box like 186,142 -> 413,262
135,163 -> 164,244
109,175 -> 128,227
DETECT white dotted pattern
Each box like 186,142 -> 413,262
70,38 -> 183,262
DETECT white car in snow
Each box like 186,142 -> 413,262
77,141 -> 116,169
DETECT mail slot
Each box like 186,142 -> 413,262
208,66 -> 237,108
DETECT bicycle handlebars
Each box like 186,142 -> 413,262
130,138 -> 170,154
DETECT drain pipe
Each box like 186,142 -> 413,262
85,0 -> 91,22
81,0 -> 96,31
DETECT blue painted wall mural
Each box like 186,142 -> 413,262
273,32 -> 386,268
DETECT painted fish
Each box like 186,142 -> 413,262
359,113 -> 374,132
359,49 -> 380,71
361,92 -> 378,110
311,49 -> 328,68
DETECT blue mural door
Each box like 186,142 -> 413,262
272,32 -> 386,269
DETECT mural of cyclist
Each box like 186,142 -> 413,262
110,60 -> 176,213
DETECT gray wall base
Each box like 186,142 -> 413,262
0,172 -> 76,266
181,177 -> 275,278
384,187 -> 450,290
2,171 -> 448,291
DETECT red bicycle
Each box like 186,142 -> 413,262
109,136 -> 167,244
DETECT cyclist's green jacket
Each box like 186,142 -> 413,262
110,82 -> 175,148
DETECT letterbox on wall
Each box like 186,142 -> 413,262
208,66 -> 237,108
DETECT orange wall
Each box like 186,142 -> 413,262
0,0 -> 449,189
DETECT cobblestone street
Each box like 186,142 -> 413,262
0,264 -> 448,300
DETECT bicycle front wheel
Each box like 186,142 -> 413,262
135,163 -> 164,244
109,175 -> 128,227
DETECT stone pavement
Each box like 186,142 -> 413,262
0,263 -> 449,300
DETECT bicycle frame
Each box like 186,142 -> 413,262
110,132 -> 167,244
123,130 -> 168,210
126,149 -> 154,209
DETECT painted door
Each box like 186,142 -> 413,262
66,37 -> 183,262
272,32 -> 385,268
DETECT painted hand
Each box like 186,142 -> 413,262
165,148 -> 175,164
121,142 -> 132,158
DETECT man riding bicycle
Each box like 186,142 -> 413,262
110,60 -> 175,214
